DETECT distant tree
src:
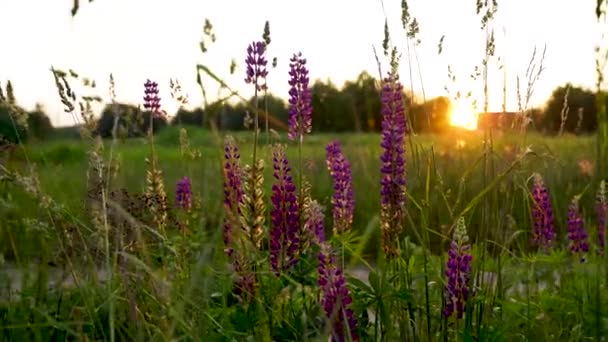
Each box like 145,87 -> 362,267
171,107 -> 206,126
218,102 -> 246,131
527,108 -> 545,132
410,96 -> 451,133
209,93 -> 289,132
26,103 -> 54,141
96,103 -> 168,138
0,104 -> 27,143
0,82 -> 31,143
311,80 -> 351,132
540,84 -> 597,134
341,72 -> 381,132
256,93 -> 289,128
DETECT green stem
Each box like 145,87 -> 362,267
253,87 -> 259,167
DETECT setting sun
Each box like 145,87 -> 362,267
449,102 -> 478,130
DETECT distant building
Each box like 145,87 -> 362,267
477,111 -> 521,130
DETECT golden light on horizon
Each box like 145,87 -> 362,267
449,101 -> 478,130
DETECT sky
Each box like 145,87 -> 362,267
0,0 -> 603,127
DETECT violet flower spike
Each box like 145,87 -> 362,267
287,52 -> 313,142
567,195 -> 589,262
379,74 -> 407,207
244,41 -> 268,92
175,176 -> 192,210
597,180 -> 607,254
530,173 -> 556,252
143,79 -> 163,117
318,243 -> 359,342
223,136 -> 243,257
269,144 -> 300,275
379,72 -> 407,258
444,217 -> 473,320
325,140 -> 355,234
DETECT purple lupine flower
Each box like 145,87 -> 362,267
223,136 -> 243,257
175,176 -> 192,210
325,140 -> 355,234
379,72 -> 407,258
567,195 -> 589,262
597,180 -> 607,254
318,243 -> 358,342
530,173 -> 556,251
312,203 -> 358,340
307,200 -> 326,244
444,217 -> 473,320
244,41 -> 268,92
287,52 -> 313,142
269,144 -> 299,275
143,79 -> 163,117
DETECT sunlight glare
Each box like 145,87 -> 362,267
449,102 -> 478,130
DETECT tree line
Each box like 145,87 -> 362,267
0,73 -> 604,143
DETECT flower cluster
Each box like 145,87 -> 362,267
269,144 -> 299,274
222,136 -> 243,257
287,52 -> 312,142
314,204 -> 358,341
567,196 -> 589,261
444,217 -> 473,319
597,180 -> 607,254
222,136 -> 259,302
325,140 -> 354,234
530,173 -> 555,251
305,199 -> 326,244
379,72 -> 407,258
175,176 -> 192,211
239,160 -> 266,249
143,79 -> 162,116
318,243 -> 358,342
244,41 -> 268,92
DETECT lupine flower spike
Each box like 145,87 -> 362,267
142,79 -> 168,231
567,195 -> 589,262
325,140 -> 355,234
239,160 -> 266,249
444,217 -> 473,320
242,42 -> 268,249
143,79 -> 163,118
597,180 -> 607,254
222,137 -> 256,302
175,176 -> 192,211
530,173 -> 556,252
269,144 -> 300,275
223,136 -> 243,257
379,71 -> 407,258
287,52 -> 312,142
244,41 -> 268,92
314,203 -> 358,342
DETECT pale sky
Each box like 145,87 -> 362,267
0,0 -> 602,127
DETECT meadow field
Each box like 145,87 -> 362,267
3,128 -> 600,256
1,125 -> 607,341
1,1 -> 608,341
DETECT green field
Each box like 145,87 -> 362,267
2,128 -> 599,257
1,126 -> 606,341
